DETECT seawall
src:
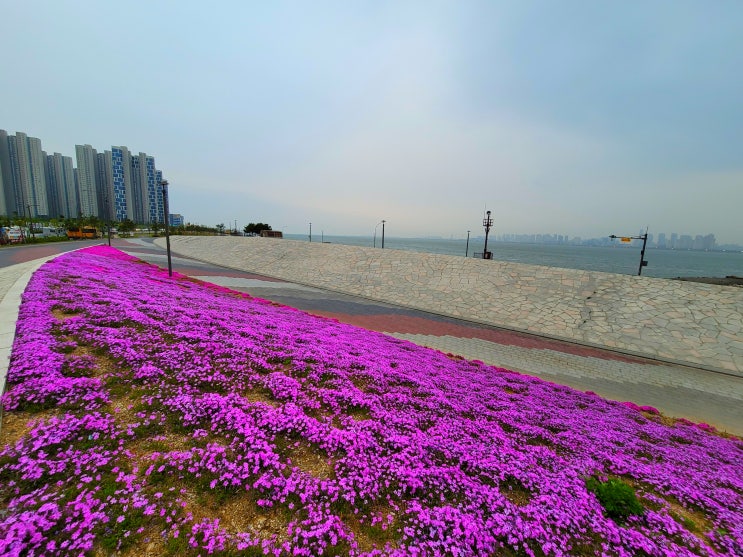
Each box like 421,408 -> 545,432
156,236 -> 743,376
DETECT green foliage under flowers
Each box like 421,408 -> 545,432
586,477 -> 644,522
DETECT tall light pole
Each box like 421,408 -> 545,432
103,190 -> 111,246
26,204 -> 36,240
610,231 -> 649,276
160,180 -> 172,277
374,220 -> 383,248
465,230 -> 470,257
381,220 -> 386,249
309,222 -> 312,242
482,210 -> 493,259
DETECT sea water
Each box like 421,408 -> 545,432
284,234 -> 743,279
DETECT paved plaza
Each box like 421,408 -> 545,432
1,239 -> 741,436
158,236 -> 743,375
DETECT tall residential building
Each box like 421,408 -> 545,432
132,152 -> 159,224
131,154 -> 145,223
43,152 -> 57,218
46,152 -> 77,219
155,169 -> 164,223
0,130 -> 15,216
95,152 -> 113,222
75,144 -> 99,217
4,131 -> 167,224
110,146 -> 135,222
5,132 -> 49,218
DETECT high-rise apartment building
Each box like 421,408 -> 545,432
155,170 -> 165,224
0,130 -> 14,216
133,153 -> 159,224
75,144 -> 100,218
96,152 -> 111,222
3,130 -> 169,225
46,153 -> 77,219
3,131 -> 49,218
110,146 -> 135,222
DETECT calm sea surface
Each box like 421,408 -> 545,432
284,234 -> 743,279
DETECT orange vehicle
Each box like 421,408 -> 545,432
66,226 -> 100,240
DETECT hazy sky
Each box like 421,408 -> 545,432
2,1 -> 742,243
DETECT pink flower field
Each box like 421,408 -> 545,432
1,245 -> 741,556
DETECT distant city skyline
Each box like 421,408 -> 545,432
0,127 -> 737,250
2,2 -> 742,244
0,129 -> 166,224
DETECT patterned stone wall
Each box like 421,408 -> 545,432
158,236 -> 743,375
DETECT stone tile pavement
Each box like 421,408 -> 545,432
385,333 -> 743,435
151,237 -> 743,435
156,236 -> 743,375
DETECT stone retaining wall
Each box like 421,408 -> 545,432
157,236 -> 743,375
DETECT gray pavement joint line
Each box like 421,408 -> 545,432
159,243 -> 741,380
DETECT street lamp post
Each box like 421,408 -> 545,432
103,191 -> 111,246
609,231 -> 649,276
309,222 -> 312,242
465,230 -> 470,257
160,180 -> 172,277
26,204 -> 36,240
373,220 -> 385,248
482,210 -> 493,259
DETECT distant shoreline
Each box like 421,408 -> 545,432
675,275 -> 743,287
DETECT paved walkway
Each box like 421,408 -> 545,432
1,241 -> 742,436
157,236 -> 743,375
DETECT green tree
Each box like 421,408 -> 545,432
151,221 -> 161,236
118,219 -> 136,237
216,223 -> 226,235
244,222 -> 272,235
82,215 -> 103,229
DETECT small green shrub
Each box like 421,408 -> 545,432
586,477 -> 644,522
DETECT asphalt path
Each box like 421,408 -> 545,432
0,239 -> 102,268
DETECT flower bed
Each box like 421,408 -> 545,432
1,245 -> 741,556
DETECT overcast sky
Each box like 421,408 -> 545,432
2,1 -> 742,243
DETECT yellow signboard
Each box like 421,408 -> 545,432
621,237 -> 632,243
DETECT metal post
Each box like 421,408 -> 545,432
381,220 -> 385,249
465,230 -> 470,257
638,233 -> 648,276
104,192 -> 111,246
160,180 -> 172,277
482,210 -> 493,259
309,222 -> 312,242
26,204 -> 36,240
609,232 -> 650,276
